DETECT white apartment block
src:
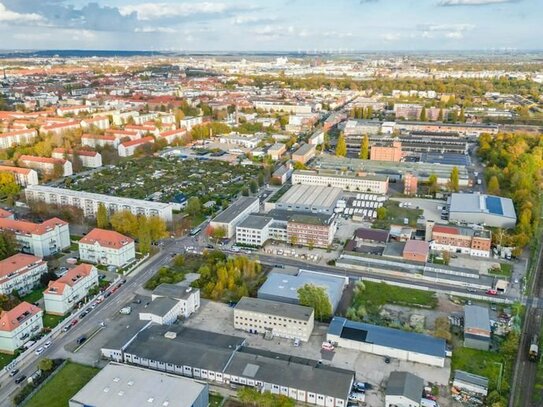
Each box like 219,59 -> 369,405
25,185 -> 173,222
0,129 -> 38,149
0,254 -> 48,296
253,101 -> 313,114
0,165 -> 38,186
159,128 -> 187,145
52,148 -> 103,168
43,264 -> 99,315
180,116 -> 203,131
57,105 -> 93,116
0,302 -> 44,354
292,170 -> 388,194
18,155 -> 73,177
40,121 -> 81,136
234,297 -> 314,342
79,228 -> 135,268
118,136 -> 155,157
81,134 -> 119,148
80,116 -> 110,131
0,217 -> 70,258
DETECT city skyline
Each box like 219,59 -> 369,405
0,0 -> 541,51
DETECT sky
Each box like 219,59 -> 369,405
0,0 -> 541,51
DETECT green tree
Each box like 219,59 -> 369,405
359,135 -> 369,159
38,358 -> 54,372
376,206 -> 387,220
298,284 -> 332,321
241,187 -> 249,196
0,231 -> 17,260
186,197 -> 201,217
0,172 -> 20,199
459,107 -> 465,122
96,203 -> 109,229
249,179 -> 258,193
138,218 -> 152,254
428,174 -> 439,197
487,175 -> 500,195
257,172 -> 265,187
420,106 -> 427,121
335,133 -> 347,157
449,166 -> 460,192
110,210 -> 139,236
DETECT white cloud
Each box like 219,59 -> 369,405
445,31 -> 464,38
418,23 -> 475,31
382,33 -> 402,41
120,2 -> 236,20
0,2 -> 43,23
439,0 -> 520,6
135,26 -> 177,33
232,14 -> 276,25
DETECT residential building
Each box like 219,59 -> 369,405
257,269 -> 347,313
235,215 -> 273,247
292,169 -> 388,194
56,105 -> 92,116
139,283 -> 200,325
253,100 -> 313,114
385,371 -> 424,407
218,134 -> 261,149
287,213 -> 337,248
402,240 -> 429,263
0,254 -> 48,296
118,136 -> 155,157
43,264 -> 99,315
426,221 -> 492,257
0,165 -> 38,186
267,143 -> 287,160
403,173 -> 418,196
52,148 -> 102,168
0,129 -> 38,149
40,121 -> 80,136
159,128 -> 187,145
234,297 -> 314,341
80,116 -> 110,131
79,228 -> 135,268
394,103 -> 423,120
273,185 -> 342,215
370,141 -> 402,162
452,371 -> 489,397
69,362 -> 209,407
25,185 -> 173,222
209,197 -> 260,238
448,193 -> 517,228
292,144 -> 316,164
0,302 -> 43,354
327,317 -> 446,367
308,130 -> 325,145
180,116 -> 203,131
0,217 -> 70,257
271,164 -> 292,185
18,155 -> 73,177
0,208 -> 13,219
81,133 -> 119,148
464,305 -> 491,351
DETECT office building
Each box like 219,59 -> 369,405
209,197 -> 260,238
287,213 -> 337,248
370,141 -> 402,162
139,283 -> 200,325
292,144 -> 316,164
235,215 -> 273,247
292,170 -> 388,194
0,254 -> 48,296
0,302 -> 43,354
79,228 -> 135,268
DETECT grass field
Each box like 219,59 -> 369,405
354,281 -> 438,309
209,393 -> 224,407
373,200 -> 423,229
22,289 -> 44,304
0,352 -> 17,370
25,362 -> 100,407
489,263 -> 513,277
43,314 -> 65,329
451,347 -> 505,393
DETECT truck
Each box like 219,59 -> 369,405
529,335 -> 539,362
119,306 -> 132,315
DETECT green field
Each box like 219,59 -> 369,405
0,352 -> 17,370
25,362 -> 100,407
489,263 -> 513,277
43,314 -> 65,329
354,281 -> 438,309
372,200 -> 423,229
452,347 -> 505,393
209,393 -> 224,407
22,289 -> 44,304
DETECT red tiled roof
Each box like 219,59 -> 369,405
19,155 -> 66,165
81,133 -> 116,141
52,148 -> 98,157
432,225 -> 459,235
46,263 -> 95,295
404,240 -> 430,255
0,217 -> 68,236
79,228 -> 133,249
120,136 -> 154,148
0,208 -> 12,218
0,253 -> 44,281
0,129 -> 37,138
0,165 -> 32,175
0,302 -> 42,332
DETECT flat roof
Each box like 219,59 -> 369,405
278,184 -> 342,209
70,362 -> 207,407
449,193 -> 516,220
454,370 -> 489,388
328,317 -> 446,358
235,297 -> 313,322
212,197 -> 259,224
102,319 -> 152,352
293,144 -> 315,156
152,283 -> 195,300
464,305 -> 490,332
143,297 -> 179,317
237,214 -> 273,230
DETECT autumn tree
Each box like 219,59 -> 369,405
420,107 -> 427,121
428,174 -> 439,197
359,135 -> 369,159
0,231 -> 17,260
146,216 -> 168,242
38,358 -> 54,372
298,284 -> 332,321
487,175 -> 500,195
433,316 -> 451,341
0,172 -> 20,200
137,217 -> 152,254
96,203 -> 109,229
448,167 -> 459,192
186,197 -> 201,217
335,133 -> 347,157
110,210 -> 139,236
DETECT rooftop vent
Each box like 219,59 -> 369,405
164,331 -> 177,340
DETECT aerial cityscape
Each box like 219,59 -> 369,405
0,1 -> 542,407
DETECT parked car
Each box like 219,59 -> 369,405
15,375 -> 27,384
76,336 -> 87,345
43,340 -> 52,349
62,324 -> 71,332
9,369 -> 19,377
34,347 -> 44,356
486,289 -> 498,296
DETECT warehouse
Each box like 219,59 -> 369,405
464,305 -> 491,351
448,193 -> 517,229
209,196 -> 260,238
327,317 -> 446,367
275,185 -> 342,215
292,169 -> 388,194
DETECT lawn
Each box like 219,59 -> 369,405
43,314 -> 65,329
489,263 -> 513,277
25,362 -> 100,407
209,393 -> 224,407
451,347 -> 505,394
0,352 -> 17,370
354,281 -> 438,309
22,289 -> 44,304
372,200 -> 423,229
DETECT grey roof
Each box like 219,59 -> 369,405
328,317 -> 446,358
212,197 -> 259,224
152,283 -> 195,300
454,370 -> 489,389
123,325 -> 245,372
237,215 -> 273,230
354,227 -> 389,243
293,143 -> 315,156
386,371 -> 424,402
225,348 -> 354,400
297,169 -> 388,182
464,305 -> 490,332
70,362 -> 207,407
448,193 -> 516,220
277,185 -> 342,209
258,270 -> 346,311
383,241 -> 406,258
102,319 -> 152,352
235,297 -> 314,322
143,297 -> 179,317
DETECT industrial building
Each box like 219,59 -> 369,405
448,193 -> 517,228
453,370 -> 489,397
385,371 -> 424,407
426,221 -> 492,258
274,185 -> 342,215
292,169 -> 388,194
209,196 -> 260,238
69,362 -> 209,407
327,317 -> 446,367
258,269 -> 347,313
464,305 -> 491,351
234,297 -> 314,341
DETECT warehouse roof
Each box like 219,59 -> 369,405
328,317 -> 446,358
235,297 -> 313,322
386,371 -> 424,403
278,185 -> 342,209
464,305 -> 490,333
448,193 -> 516,220
454,370 -> 489,389
211,197 -> 259,224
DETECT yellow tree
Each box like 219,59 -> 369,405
335,133 -> 347,157
359,135 -> 369,159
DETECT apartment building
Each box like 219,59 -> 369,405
139,283 -> 200,325
124,125 -> 160,137
40,121 -> 80,136
0,254 -> 48,296
79,228 -> 135,268
43,264 -> 99,315
180,116 -> 203,131
0,302 -> 44,354
287,213 -> 337,248
159,128 -> 187,145
56,105 -> 92,116
118,136 -> 155,157
209,197 -> 260,238
0,217 -> 70,257
234,297 -> 314,341
403,173 -> 418,196
25,185 -> 173,222
0,165 -> 38,186
253,100 -> 313,114
292,169 -> 388,194
81,133 -> 119,148
370,141 -> 402,162
80,116 -> 110,131
426,221 -> 492,258
0,129 -> 38,149
267,143 -> 287,160
106,129 -> 141,141
394,104 -> 423,120
18,155 -> 73,177
52,148 -> 103,168
292,144 -> 316,164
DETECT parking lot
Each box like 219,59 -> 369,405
390,197 -> 445,223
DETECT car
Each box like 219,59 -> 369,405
104,291 -> 112,298
121,279 -> 127,284
84,308 -> 91,313
14,375 -> 27,384
76,336 -> 87,345
62,324 -> 71,332
91,302 -> 97,309
486,289 -> 498,296
80,311 -> 87,318
9,369 -> 19,377
71,319 -> 79,326
132,299 -> 142,304
353,382 -> 366,392
35,347 -> 44,355
43,340 -> 52,349
467,288 -> 477,293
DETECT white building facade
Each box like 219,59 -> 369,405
0,302 -> 43,354
0,254 -> 48,296
78,228 -> 135,268
292,170 -> 388,194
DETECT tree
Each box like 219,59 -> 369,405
257,172 -> 265,187
459,107 -> 465,122
487,175 -> 501,195
0,231 -> 17,260
207,225 -> 226,241
359,135 -> 369,159
146,216 -> 168,242
138,219 -> 152,254
289,235 -> 298,246
298,284 -> 332,321
38,358 -> 54,372
449,166 -> 459,192
0,172 -> 20,199
96,203 -> 109,229
110,210 -> 139,237
428,174 -> 439,197
249,179 -> 258,193
376,206 -> 387,220
420,106 -> 427,121
241,187 -> 249,196
186,197 -> 201,217
335,133 -> 347,157
437,108 -> 444,121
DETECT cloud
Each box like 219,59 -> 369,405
417,23 -> 475,31
439,0 -> 521,6
119,2 -> 248,21
0,2 -> 43,23
232,14 -> 276,25
135,26 -> 177,33
445,31 -> 464,38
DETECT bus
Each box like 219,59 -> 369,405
189,227 -> 202,236
529,335 -> 539,362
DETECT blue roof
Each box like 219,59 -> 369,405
328,317 -> 446,358
485,196 -> 503,215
